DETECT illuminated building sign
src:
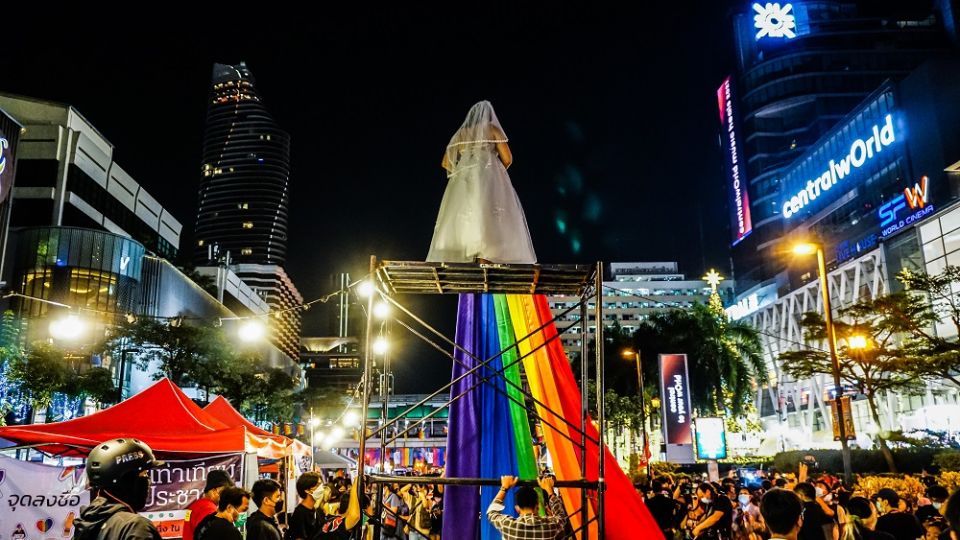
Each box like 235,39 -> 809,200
754,3 -> 796,39
718,76 -> 753,245
782,115 -> 896,219
0,134 -> 12,205
879,175 -> 934,238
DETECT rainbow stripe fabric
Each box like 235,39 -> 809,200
443,294 -> 664,540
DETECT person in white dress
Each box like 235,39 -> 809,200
426,101 -> 537,264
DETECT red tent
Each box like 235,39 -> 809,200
203,396 -> 309,458
0,378 -> 284,458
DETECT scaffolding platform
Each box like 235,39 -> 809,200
376,260 -> 595,296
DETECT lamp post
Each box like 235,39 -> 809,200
621,348 -> 649,478
792,241 -> 853,486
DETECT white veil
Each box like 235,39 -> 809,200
444,100 -> 508,175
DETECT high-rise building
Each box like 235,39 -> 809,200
194,62 -> 302,363
0,94 -> 299,409
195,62 -> 291,267
547,262 -> 733,361
718,2 -> 960,448
723,1 -> 958,287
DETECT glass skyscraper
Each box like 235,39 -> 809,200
195,62 -> 291,267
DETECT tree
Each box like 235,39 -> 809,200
633,303 -> 767,417
895,267 -> 960,387
106,317 -> 230,387
7,343 -> 70,421
778,307 -> 923,472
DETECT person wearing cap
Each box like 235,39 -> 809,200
183,469 -> 235,540
874,488 -> 924,540
74,438 -> 165,540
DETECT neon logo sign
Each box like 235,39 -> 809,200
879,176 -> 934,238
782,114 -> 895,219
754,3 -> 797,39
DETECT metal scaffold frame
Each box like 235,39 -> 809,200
354,257 -> 607,540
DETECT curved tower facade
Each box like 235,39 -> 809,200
195,62 -> 290,266
726,1 -> 955,286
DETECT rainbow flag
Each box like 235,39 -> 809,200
443,294 -> 663,540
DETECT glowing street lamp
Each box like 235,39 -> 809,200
357,281 -> 375,298
848,335 -> 869,350
620,348 -> 649,477
237,319 -> 266,342
49,314 -> 85,341
343,410 -> 360,428
791,240 -> 852,486
373,301 -> 390,319
372,337 -> 388,355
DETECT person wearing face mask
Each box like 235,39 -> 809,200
74,438 -> 165,540
248,479 -> 285,540
734,488 -> 762,540
794,483 -> 832,540
691,483 -> 733,540
288,472 -> 325,540
195,487 -> 251,540
873,489 -> 924,540
916,486 -> 949,525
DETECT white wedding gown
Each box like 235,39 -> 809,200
426,142 -> 537,264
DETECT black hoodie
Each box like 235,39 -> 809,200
73,496 -> 161,540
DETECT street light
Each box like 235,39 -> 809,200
792,240 -> 853,486
373,301 -> 390,319
357,281 -> 375,298
848,334 -> 869,351
620,348 -> 649,477
372,337 -> 388,355
237,319 -> 266,342
343,410 -> 360,428
49,314 -> 85,341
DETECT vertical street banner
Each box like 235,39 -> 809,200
142,454 -> 243,539
718,76 -> 753,245
829,396 -> 857,442
0,454 -> 88,540
659,353 -> 695,463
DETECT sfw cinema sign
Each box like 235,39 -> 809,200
879,175 -> 934,238
782,114 -> 896,219
718,76 -> 753,245
659,354 -> 694,463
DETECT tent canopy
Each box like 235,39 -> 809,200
315,449 -> 355,469
0,379 -> 282,458
203,395 -> 310,458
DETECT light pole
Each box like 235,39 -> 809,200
792,241 -> 853,486
621,348 -> 649,478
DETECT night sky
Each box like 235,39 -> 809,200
4,4 -> 742,392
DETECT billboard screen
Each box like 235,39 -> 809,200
659,353 -> 694,463
718,76 -> 752,245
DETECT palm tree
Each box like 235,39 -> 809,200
634,303 -> 767,417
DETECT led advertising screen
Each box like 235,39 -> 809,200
695,417 -> 728,460
659,353 -> 694,463
717,76 -> 752,245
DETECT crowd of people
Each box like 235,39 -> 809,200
642,469 -> 956,540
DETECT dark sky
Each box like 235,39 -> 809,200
3,4 -> 741,392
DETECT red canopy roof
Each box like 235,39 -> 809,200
0,379 -> 265,457
204,396 -> 311,458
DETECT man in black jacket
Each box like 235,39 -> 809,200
73,438 -> 165,540
247,479 -> 284,540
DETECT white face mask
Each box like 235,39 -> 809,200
815,487 -> 824,498
933,502 -> 943,510
311,486 -> 326,502
738,495 -> 750,506
824,494 -> 834,503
